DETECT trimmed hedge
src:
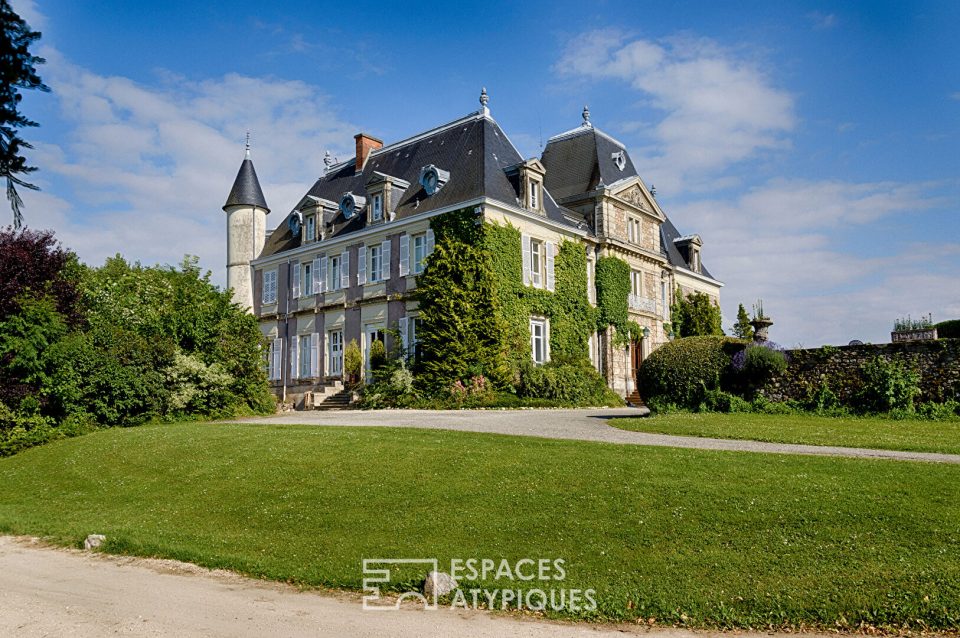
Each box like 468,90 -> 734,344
936,320 -> 960,339
638,335 -> 745,408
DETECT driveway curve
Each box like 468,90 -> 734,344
231,408 -> 960,464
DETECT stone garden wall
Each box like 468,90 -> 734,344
762,339 -> 960,403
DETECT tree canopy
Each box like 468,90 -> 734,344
0,0 -> 48,229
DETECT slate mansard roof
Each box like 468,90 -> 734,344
541,123 -> 639,200
260,112 -> 577,258
224,156 -> 270,213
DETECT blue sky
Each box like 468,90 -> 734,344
10,0 -> 960,347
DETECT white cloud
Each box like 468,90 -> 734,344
18,48 -> 357,285
10,0 -> 45,30
670,179 -> 958,347
807,12 -> 838,30
555,30 -> 794,191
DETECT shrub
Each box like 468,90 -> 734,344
856,357 -> 920,413
637,336 -> 743,408
733,342 -> 788,390
936,319 -> 960,339
518,361 -> 621,406
699,389 -> 751,413
750,394 -> 796,415
343,339 -> 362,384
914,400 -> 960,420
369,339 -> 386,372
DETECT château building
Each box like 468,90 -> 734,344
223,91 -> 722,406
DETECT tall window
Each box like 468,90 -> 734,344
369,244 -> 382,282
299,334 -> 312,378
661,280 -> 668,313
529,180 -> 539,209
328,330 -> 343,376
408,316 -> 422,362
262,270 -> 278,304
530,239 -> 543,288
305,215 -> 316,242
413,234 -> 427,274
628,217 -> 641,244
631,270 -> 643,296
327,255 -> 341,291
302,262 -> 313,297
530,318 -> 548,365
372,194 -> 383,221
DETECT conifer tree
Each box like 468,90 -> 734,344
732,303 -> 754,340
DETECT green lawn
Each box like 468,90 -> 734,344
611,412 -> 960,455
1,422 -> 959,630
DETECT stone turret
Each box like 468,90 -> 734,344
223,137 -> 270,310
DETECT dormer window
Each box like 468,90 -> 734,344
339,192 -> 365,219
612,150 -> 626,171
372,194 -> 383,221
419,164 -> 450,196
529,180 -> 539,209
673,234 -> 703,274
305,214 -> 316,243
515,158 -> 547,215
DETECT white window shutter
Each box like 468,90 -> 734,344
310,332 -> 319,378
262,271 -> 270,304
319,256 -> 327,293
381,240 -> 391,281
399,234 -> 409,276
521,233 -> 531,286
312,258 -> 321,294
340,251 -> 350,289
289,337 -> 298,380
292,262 -> 301,299
546,241 -> 556,292
271,338 -> 282,380
425,228 -> 435,256
357,246 -> 367,285
398,316 -> 408,352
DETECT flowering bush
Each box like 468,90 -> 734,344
732,341 -> 788,391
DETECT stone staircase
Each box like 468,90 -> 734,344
625,388 -> 645,408
303,381 -> 355,410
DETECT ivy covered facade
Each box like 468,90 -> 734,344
225,94 -> 722,406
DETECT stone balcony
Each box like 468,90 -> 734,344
628,294 -> 657,314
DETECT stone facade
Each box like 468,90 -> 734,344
762,339 -> 960,404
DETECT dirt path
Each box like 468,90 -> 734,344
0,536 -> 836,638
230,408 -> 960,464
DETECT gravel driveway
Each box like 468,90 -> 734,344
231,408 -> 960,464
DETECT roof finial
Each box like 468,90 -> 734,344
582,105 -> 591,127
479,87 -> 489,116
244,130 -> 251,158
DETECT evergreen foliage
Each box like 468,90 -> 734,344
594,255 -> 640,345
935,319 -> 960,339
671,288 -> 723,337
637,335 -> 744,408
414,208 -> 508,393
732,303 -> 754,340
0,236 -> 274,455
0,1 -> 49,228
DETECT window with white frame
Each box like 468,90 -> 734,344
301,261 -> 313,297
661,279 -> 668,314
413,233 -> 427,274
530,317 -> 548,365
369,244 -> 382,282
631,270 -> 643,297
372,194 -> 383,221
408,316 -> 421,362
305,215 -> 316,243
299,334 -> 312,378
267,337 -> 282,380
262,269 -> 278,304
529,179 -> 540,210
530,239 -> 543,288
328,329 -> 343,376
327,255 -> 341,291
628,217 -> 641,244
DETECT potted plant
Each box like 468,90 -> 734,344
891,314 -> 937,342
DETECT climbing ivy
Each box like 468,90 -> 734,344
414,211 -> 597,394
595,256 -> 641,346
413,208 -> 509,393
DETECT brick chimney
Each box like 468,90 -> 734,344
354,133 -> 383,171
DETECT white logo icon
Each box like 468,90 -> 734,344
361,558 -> 438,610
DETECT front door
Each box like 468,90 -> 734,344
631,338 -> 644,388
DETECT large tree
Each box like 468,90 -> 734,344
0,0 -> 48,229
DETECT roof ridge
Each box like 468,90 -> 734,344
546,124 -> 626,149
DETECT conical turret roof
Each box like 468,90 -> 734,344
223,151 -> 269,212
